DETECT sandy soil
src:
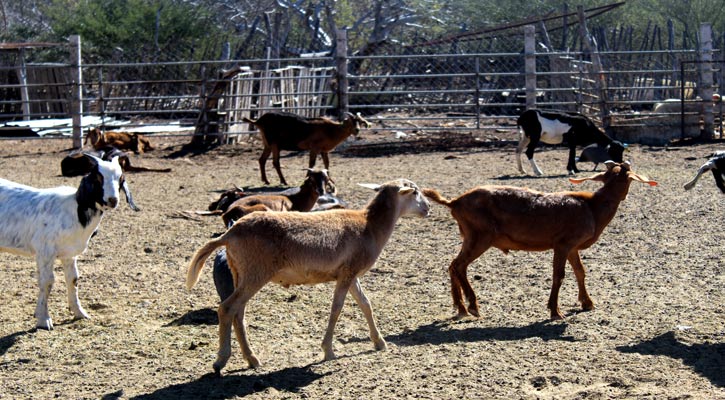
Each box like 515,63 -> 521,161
0,131 -> 722,400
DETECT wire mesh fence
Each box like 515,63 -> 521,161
0,24 -> 721,145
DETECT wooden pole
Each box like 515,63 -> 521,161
577,6 -> 609,129
524,25 -> 537,110
69,35 -> 83,149
335,29 -> 349,119
699,22 -> 714,140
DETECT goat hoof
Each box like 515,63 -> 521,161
36,318 -> 54,331
581,301 -> 595,311
550,311 -> 565,321
374,339 -> 388,351
212,362 -> 224,376
453,311 -> 469,321
247,356 -> 260,369
72,308 -> 90,320
323,349 -> 337,361
467,307 -> 480,318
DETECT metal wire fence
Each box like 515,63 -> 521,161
0,25 -> 720,145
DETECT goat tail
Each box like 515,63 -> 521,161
186,237 -> 226,290
422,188 -> 453,207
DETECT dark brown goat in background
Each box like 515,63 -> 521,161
423,161 -> 657,320
243,111 -> 371,185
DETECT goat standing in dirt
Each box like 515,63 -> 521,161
244,111 -> 370,185
424,161 -> 657,320
186,179 -> 430,373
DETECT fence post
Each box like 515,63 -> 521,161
524,25 -> 537,109
577,6 -> 609,130
70,35 -> 83,149
335,29 -> 349,119
18,48 -> 30,121
699,22 -> 714,140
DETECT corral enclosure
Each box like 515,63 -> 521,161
2,17 -> 725,146
0,135 -> 722,399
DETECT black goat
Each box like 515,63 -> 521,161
516,109 -> 625,175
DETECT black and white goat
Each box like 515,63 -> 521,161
61,147 -> 141,211
516,109 -> 625,175
683,151 -> 725,193
0,154 -> 137,330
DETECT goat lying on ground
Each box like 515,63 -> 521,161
683,151 -> 725,193
186,179 -> 430,373
85,127 -> 154,154
220,169 -> 332,227
0,154 -> 137,330
243,111 -> 371,185
423,161 -> 657,320
516,109 -> 625,175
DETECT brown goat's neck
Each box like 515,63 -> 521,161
587,178 -> 631,233
363,187 -> 402,247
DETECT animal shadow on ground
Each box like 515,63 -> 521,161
128,366 -> 331,400
382,319 -> 577,347
164,308 -> 218,326
0,329 -> 32,357
494,173 -> 570,181
616,331 -> 725,387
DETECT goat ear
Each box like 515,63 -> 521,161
604,160 -> 617,169
358,183 -> 381,191
120,178 -> 141,211
82,153 -> 102,167
569,171 -> 606,185
629,173 -> 658,187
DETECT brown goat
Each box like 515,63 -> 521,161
186,179 -> 430,372
221,169 -> 331,227
85,127 -> 154,154
423,161 -> 657,320
243,111 -> 371,185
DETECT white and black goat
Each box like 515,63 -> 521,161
61,147 -> 142,211
0,154 -> 137,330
684,151 -> 725,193
516,109 -> 626,175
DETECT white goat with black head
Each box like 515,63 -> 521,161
516,109 -> 625,176
684,151 -> 725,193
0,153 -> 137,330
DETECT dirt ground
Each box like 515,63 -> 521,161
0,130 -> 722,400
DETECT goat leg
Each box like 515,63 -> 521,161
349,278 -> 387,352
322,278 -> 351,360
34,255 -> 55,330
271,146 -> 287,185
62,257 -> 90,320
548,250 -> 568,320
258,146 -> 272,185
567,251 -> 594,311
